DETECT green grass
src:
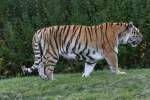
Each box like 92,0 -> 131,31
0,69 -> 150,100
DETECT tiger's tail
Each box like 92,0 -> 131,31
22,30 -> 43,74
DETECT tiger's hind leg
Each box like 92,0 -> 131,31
38,62 -> 49,80
42,55 -> 59,80
82,62 -> 96,77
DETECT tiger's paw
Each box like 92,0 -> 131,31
116,71 -> 127,75
45,67 -> 54,80
112,70 -> 127,75
40,74 -> 49,80
82,73 -> 90,77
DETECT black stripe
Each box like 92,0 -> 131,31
83,28 -> 88,52
72,25 -> 76,33
86,62 -> 95,65
66,27 -> 81,53
51,26 -> 54,34
62,25 -> 67,34
100,25 -> 102,42
64,25 -> 71,45
87,56 -> 95,60
33,34 -> 36,41
81,55 -> 86,60
59,27 -> 63,53
47,60 -> 57,64
100,25 -> 105,49
86,49 -> 90,56
55,26 -> 60,34
105,23 -> 111,48
33,43 -> 38,47
72,36 -> 79,52
90,26 -> 94,41
78,43 -> 81,51
35,62 -> 40,65
37,29 -> 43,35
47,26 -> 59,53
35,56 -> 41,59
93,50 -> 95,54
72,26 -> 82,52
45,52 -> 58,60
75,26 -> 83,51
49,27 -> 52,34
120,23 -> 123,26
30,67 -> 35,70
42,28 -> 47,34
86,49 -> 95,60
48,37 -> 58,58
111,22 -> 113,27
47,49 -> 58,60
54,26 -> 60,53
87,27 -> 92,41
39,42 -> 43,56
117,23 -> 120,25
42,34 -> 46,51
61,26 -> 67,54
66,26 -> 78,53
80,28 -> 88,54
42,55 -> 57,66
78,26 -> 82,35
94,26 -> 98,50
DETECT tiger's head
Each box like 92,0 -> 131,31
119,22 -> 143,47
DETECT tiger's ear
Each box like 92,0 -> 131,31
128,21 -> 133,29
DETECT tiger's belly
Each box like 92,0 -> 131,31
61,49 -> 104,61
89,51 -> 104,60
62,53 -> 77,59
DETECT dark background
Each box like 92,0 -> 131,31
0,0 -> 150,78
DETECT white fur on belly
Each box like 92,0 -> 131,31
90,50 -> 104,60
62,53 -> 76,59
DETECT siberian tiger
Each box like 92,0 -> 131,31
22,22 -> 143,80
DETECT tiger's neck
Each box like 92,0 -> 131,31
90,23 -> 128,52
110,23 -> 129,45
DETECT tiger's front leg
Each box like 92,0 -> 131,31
105,52 -> 126,74
82,62 -> 96,77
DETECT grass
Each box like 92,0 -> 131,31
0,69 -> 150,100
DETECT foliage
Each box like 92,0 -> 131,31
0,0 -> 150,76
0,69 -> 150,99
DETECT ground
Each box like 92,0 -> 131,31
0,69 -> 150,100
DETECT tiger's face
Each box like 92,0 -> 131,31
127,22 -> 143,47
119,22 -> 143,47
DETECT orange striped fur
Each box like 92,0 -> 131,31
22,22 -> 143,80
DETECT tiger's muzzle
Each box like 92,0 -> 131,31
127,35 -> 143,47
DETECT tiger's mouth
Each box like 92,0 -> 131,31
131,42 -> 138,47
131,38 -> 142,47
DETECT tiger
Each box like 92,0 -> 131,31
22,22 -> 143,80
